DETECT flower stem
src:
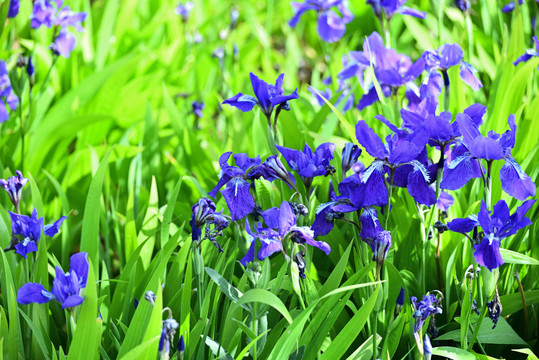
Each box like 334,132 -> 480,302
37,55 -> 58,100
372,309 -> 378,360
485,161 -> 492,211
19,96 -> 24,173
442,70 -> 450,112
385,168 -> 395,229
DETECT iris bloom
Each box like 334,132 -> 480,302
341,142 -> 362,175
208,152 -> 265,221
355,119 -> 435,206
6,209 -> 66,258
514,36 -> 539,67
175,1 -> 193,22
0,170 -> 28,211
289,0 -> 354,43
501,0 -> 523,12
421,43 -> 482,99
0,61 -> 19,122
17,252 -> 88,309
159,318 -> 179,358
222,73 -> 298,130
241,201 -> 330,265
366,0 -> 426,20
276,142 -> 336,189
191,100 -> 204,118
447,199 -> 534,270
339,32 -> 424,110
441,113 -> 536,200
190,198 -> 229,252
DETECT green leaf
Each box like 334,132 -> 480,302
500,248 -> 539,265
436,317 -> 526,345
431,346 -> 477,360
68,261 -> 100,360
235,289 -> 292,324
81,148 -> 112,277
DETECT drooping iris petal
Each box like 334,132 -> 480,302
407,161 -> 436,205
222,93 -> 258,112
303,236 -> 331,255
355,120 -> 388,159
474,236 -> 504,271
436,191 -> 454,211
441,152 -> 476,190
459,62 -> 483,90
447,215 -> 479,233
389,141 -> 420,165
43,216 -> 67,237
362,161 -> 389,206
398,6 -> 426,18
500,157 -> 536,200
62,295 -> 84,309
258,239 -> 283,260
469,136 -> 504,161
278,202 -> 296,236
221,177 -> 255,221
359,207 -> 382,240
17,283 -> 54,304
240,237 -> 257,266
317,10 -> 346,43
69,252 -> 89,288
52,29 -> 77,58
15,240 -> 38,258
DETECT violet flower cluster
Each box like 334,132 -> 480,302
0,61 -> 19,122
31,0 -> 87,58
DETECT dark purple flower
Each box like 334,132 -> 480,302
454,0 -> 470,12
191,100 -> 204,118
159,318 -> 179,357
27,57 -> 35,78
355,119 -> 434,206
289,0 -> 354,43
241,202 -> 331,265
275,142 -> 336,187
190,198 -> 229,251
0,61 -> 19,122
208,152 -> 262,221
424,334 -> 433,359
259,155 -> 297,189
442,113 -> 536,200
502,0 -> 523,12
8,0 -> 20,18
17,252 -> 88,309
50,28 -> 76,58
175,1 -> 193,22
421,43 -> 482,95
178,334 -> 185,353
6,209 -> 66,258
371,230 -> 391,268
487,292 -> 502,328
410,293 -> 442,333
395,286 -> 405,315
359,206 -> 383,240
514,36 -> 539,67
341,142 -> 362,175
222,73 -> 298,122
448,199 -> 535,270
0,170 -> 28,210
339,32 -> 424,110
367,0 -> 426,20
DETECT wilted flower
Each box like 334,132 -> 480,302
454,0 -> 471,12
159,318 -> 179,359
260,155 -> 297,190
370,230 -> 392,274
144,291 -> 157,306
447,199 -> 535,270
294,250 -> 306,279
222,73 -> 298,128
0,170 -> 28,211
410,293 -> 442,333
191,100 -> 204,118
0,61 -> 19,122
5,209 -> 66,258
17,252 -> 88,309
241,201 -> 330,265
190,198 -> 229,251
487,291 -> 502,328
289,0 -> 354,43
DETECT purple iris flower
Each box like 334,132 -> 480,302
502,0 -> 523,12
190,198 -> 229,252
223,73 -> 298,130
0,170 -> 28,211
410,293 -> 442,333
17,252 -> 88,309
514,36 -> 539,67
191,100 -> 204,118
6,209 -> 66,258
241,201 -> 330,265
338,32 -> 424,110
454,0 -> 471,12
31,0 -> 56,28
175,1 -> 194,22
159,318 -> 179,357
31,0 -> 86,30
366,0 -> 426,20
8,0 -> 20,18
289,0 -> 354,43
355,119 -> 434,206
371,230 -> 392,269
208,152 -> 265,221
0,61 -> 19,123
53,6 -> 87,31
51,28 -> 76,58
276,142 -> 336,189
436,191 -> 454,212
308,80 -> 355,111
420,43 -> 482,99
441,113 -> 536,200
447,199 -> 535,270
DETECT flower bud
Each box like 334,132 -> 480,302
341,143 -> 362,175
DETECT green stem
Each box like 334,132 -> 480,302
19,96 -> 24,173
372,303 -> 378,360
485,161 -> 492,211
442,70 -> 450,112
385,168 -> 395,229
465,12 -> 474,58
252,303 -> 258,360
36,56 -> 58,100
